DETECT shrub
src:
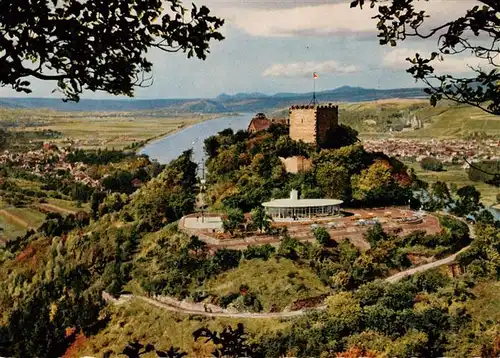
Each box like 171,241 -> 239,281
243,244 -> 275,261
212,249 -> 242,272
312,227 -> 332,246
420,157 -> 444,172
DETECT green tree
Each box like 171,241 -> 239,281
243,244 -> 275,261
90,190 -> 106,219
204,135 -> 220,158
212,249 -> 242,272
420,157 -> 444,172
364,222 -> 389,248
277,235 -> 302,260
315,163 -> 350,199
351,0 -> 500,114
312,226 -> 332,246
323,124 -> 359,149
128,150 -> 197,229
431,181 -> 451,204
0,0 -> 224,101
0,129 -> 8,150
452,185 -> 483,216
250,206 -> 271,233
475,210 -> 495,226
222,208 -> 244,236
326,291 -> 362,328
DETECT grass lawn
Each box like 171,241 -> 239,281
0,215 -> 27,241
202,258 -> 330,312
46,198 -> 90,212
3,207 -> 46,229
406,162 -> 498,207
69,300 -> 292,358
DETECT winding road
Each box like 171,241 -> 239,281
116,294 -> 326,319
112,216 -> 475,319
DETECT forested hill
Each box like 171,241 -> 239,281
0,86 -> 425,113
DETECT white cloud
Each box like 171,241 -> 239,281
220,3 -> 375,37
383,48 -> 490,74
218,0 -> 479,38
262,60 -> 360,78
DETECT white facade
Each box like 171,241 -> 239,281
262,190 -> 343,220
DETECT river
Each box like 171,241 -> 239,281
490,206 -> 500,221
139,113 -> 254,164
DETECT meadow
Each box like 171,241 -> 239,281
341,99 -> 500,138
201,258 -> 330,311
1,108 -> 215,150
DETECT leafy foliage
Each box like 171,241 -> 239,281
205,126 -> 412,211
312,226 -> 332,246
351,0 -> 500,114
126,150 -> 197,230
222,208 -> 245,236
420,157 -> 445,172
458,222 -> 500,279
194,323 -> 262,358
0,0 -> 224,101
250,206 -> 271,233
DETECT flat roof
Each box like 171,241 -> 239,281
262,198 -> 343,208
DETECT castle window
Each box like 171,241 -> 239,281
301,119 -> 303,123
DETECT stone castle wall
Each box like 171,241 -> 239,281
289,105 -> 338,146
289,106 -> 318,144
279,156 -> 312,174
316,106 -> 339,146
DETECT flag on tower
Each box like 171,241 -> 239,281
313,72 -> 318,79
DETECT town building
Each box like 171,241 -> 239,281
262,190 -> 343,221
247,113 -> 288,133
247,113 -> 270,133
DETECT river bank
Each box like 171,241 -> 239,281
139,112 -> 253,164
132,113 -> 228,153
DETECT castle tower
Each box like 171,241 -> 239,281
289,104 -> 339,148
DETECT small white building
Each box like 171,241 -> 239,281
262,190 -> 343,221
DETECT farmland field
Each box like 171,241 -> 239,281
0,214 -> 27,241
1,108 -> 216,150
2,207 -> 45,229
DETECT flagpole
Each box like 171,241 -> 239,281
313,73 -> 316,105
310,72 -> 318,105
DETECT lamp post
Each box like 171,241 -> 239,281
199,156 -> 206,224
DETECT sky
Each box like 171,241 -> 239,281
0,0 -> 489,99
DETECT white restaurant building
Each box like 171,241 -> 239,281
262,190 -> 343,221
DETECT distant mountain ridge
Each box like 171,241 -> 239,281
0,86 -> 426,113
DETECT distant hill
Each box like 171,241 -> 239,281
0,86 -> 426,113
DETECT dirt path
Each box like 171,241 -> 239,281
385,244 -> 470,283
115,242 -> 472,318
112,216 -> 475,319
39,203 -> 76,215
383,215 -> 476,284
116,295 -> 325,318
0,209 -> 30,228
